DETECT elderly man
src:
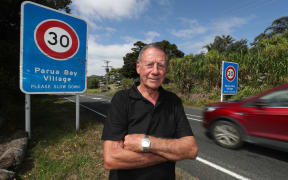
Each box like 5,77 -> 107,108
102,43 -> 198,180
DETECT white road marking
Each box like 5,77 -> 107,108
196,157 -> 250,180
186,114 -> 202,118
64,97 -> 107,118
187,117 -> 202,122
186,114 -> 202,122
92,97 -> 103,100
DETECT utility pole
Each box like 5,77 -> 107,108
102,60 -> 112,90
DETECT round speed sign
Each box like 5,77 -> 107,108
34,19 -> 79,60
225,66 -> 236,82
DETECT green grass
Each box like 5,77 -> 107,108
103,90 -> 118,97
2,95 -> 197,180
162,83 -> 220,108
85,88 -> 101,94
176,167 -> 199,180
8,95 -> 109,180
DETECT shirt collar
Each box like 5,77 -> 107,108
128,82 -> 165,101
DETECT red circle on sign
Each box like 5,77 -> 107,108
225,66 -> 236,82
34,19 -> 79,60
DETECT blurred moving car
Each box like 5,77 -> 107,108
203,84 -> 288,151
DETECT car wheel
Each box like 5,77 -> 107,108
211,120 -> 243,149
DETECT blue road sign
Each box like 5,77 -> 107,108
221,61 -> 238,95
20,1 -> 87,94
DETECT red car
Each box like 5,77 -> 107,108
203,84 -> 288,151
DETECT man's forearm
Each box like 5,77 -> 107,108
104,140 -> 168,170
123,134 -> 198,161
149,136 -> 198,161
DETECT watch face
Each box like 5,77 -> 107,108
142,140 -> 149,147
142,136 -> 150,152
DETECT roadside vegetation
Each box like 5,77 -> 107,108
88,16 -> 288,107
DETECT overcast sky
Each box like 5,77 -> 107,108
70,0 -> 288,76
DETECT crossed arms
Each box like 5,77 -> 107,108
103,134 -> 198,170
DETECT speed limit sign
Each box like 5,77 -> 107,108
225,66 -> 236,82
34,19 -> 79,60
20,1 -> 87,94
221,61 -> 238,95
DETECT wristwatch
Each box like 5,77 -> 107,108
141,135 -> 150,152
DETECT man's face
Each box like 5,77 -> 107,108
136,47 -> 167,90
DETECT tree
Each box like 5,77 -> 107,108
264,16 -> 288,36
204,35 -> 248,54
108,68 -> 123,83
251,33 -> 267,47
87,77 -> 100,89
156,40 -> 184,59
252,16 -> 288,47
0,0 -> 72,96
121,40 -> 184,79
227,39 -> 248,54
204,35 -> 234,53
121,41 -> 146,78
168,55 -> 194,93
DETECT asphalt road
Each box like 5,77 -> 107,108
64,94 -> 288,180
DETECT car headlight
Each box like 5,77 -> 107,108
205,106 -> 218,112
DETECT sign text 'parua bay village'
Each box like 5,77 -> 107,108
30,66 -> 80,89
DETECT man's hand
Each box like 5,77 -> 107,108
124,134 -> 145,152
123,134 -> 198,161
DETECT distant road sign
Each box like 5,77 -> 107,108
225,66 -> 236,82
20,1 -> 87,94
221,61 -> 238,95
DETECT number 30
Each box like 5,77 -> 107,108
47,32 -> 69,48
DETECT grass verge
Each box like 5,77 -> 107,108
15,95 -> 108,179
85,89 -> 101,94
5,95 -> 197,180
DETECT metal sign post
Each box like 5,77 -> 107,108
221,61 -> 239,102
25,94 -> 31,138
20,1 -> 87,136
76,94 -> 80,131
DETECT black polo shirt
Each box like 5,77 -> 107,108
102,83 -> 194,180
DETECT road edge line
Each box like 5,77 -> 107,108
64,97 -> 107,118
196,157 -> 250,180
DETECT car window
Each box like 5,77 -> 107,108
259,88 -> 288,107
